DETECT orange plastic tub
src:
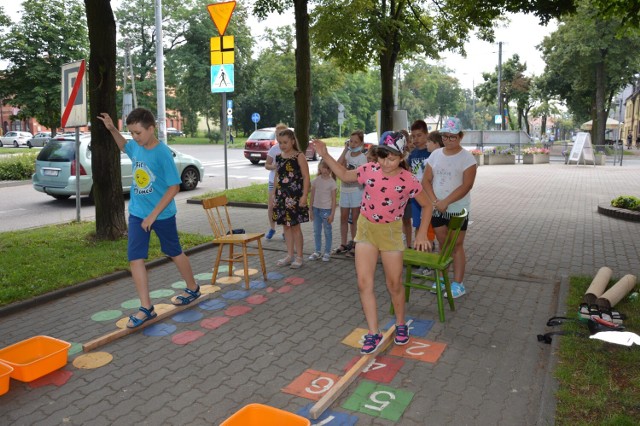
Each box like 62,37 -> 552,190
221,403 -> 310,426
0,336 -> 71,382
0,362 -> 13,396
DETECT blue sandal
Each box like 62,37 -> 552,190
127,306 -> 157,329
172,285 -> 201,306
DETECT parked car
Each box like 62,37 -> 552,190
166,127 -> 184,137
243,127 -> 317,164
32,135 -> 204,200
27,132 -> 52,148
0,131 -> 33,147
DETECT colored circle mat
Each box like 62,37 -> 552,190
149,289 -> 175,299
68,343 -> 83,356
171,280 -> 187,289
225,305 -> 252,317
215,265 -> 231,273
223,290 -> 250,300
285,276 -> 305,286
73,352 -> 113,369
200,316 -> 230,330
277,285 -> 293,294
267,272 -> 284,280
250,280 -> 267,289
91,310 -> 122,322
234,268 -> 258,277
154,303 -> 175,315
121,298 -> 141,309
116,317 -> 129,329
199,299 -> 227,311
143,323 -> 177,337
194,272 -> 213,281
216,276 -> 242,285
172,310 -> 203,323
246,295 -> 268,305
172,330 -> 205,345
200,284 -> 221,294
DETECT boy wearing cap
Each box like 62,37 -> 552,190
423,117 -> 477,298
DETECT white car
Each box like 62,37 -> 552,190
32,134 -> 204,200
0,131 -> 33,147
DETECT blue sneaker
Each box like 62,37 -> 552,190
449,282 -> 466,298
265,228 -> 276,240
430,277 -> 446,294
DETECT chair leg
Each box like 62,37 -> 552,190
242,243 -> 250,290
435,270 -> 446,323
212,243 -> 224,285
257,239 -> 267,281
227,244 -> 235,276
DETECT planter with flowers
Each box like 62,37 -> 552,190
522,147 -> 550,164
471,149 -> 484,166
483,147 -> 516,165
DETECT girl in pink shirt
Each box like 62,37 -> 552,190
313,132 -> 432,354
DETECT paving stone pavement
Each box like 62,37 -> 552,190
2,158 -> 640,425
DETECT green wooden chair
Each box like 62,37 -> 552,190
394,209 -> 468,322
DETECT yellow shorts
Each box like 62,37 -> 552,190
354,215 -> 405,252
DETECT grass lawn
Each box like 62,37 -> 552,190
555,276 -> 640,425
0,222 -> 211,307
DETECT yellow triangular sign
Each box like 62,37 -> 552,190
207,1 -> 236,36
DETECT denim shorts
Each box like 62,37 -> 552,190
339,188 -> 363,208
128,215 -> 183,261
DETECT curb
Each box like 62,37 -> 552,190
0,180 -> 30,188
0,241 -> 214,319
186,198 -> 268,209
597,203 -> 640,222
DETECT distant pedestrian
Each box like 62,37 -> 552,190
627,133 -> 632,149
273,129 -> 310,269
97,108 -> 200,328
313,132 -> 432,354
423,117 -> 477,299
264,124 -> 289,240
308,159 -> 337,262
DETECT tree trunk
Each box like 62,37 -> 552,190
594,58 -> 607,146
379,49 -> 395,133
85,0 -> 127,240
294,0 -> 310,152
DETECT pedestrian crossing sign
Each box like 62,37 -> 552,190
211,64 -> 234,93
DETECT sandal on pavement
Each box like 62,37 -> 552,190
276,256 -> 293,266
172,285 -> 201,306
333,244 -> 349,254
127,306 -> 157,329
290,257 -> 303,269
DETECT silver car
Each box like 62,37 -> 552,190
27,132 -> 52,148
0,131 -> 33,147
32,135 -> 204,200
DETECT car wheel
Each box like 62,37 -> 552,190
13,141 -> 18,148
249,159 -> 260,165
52,194 -> 71,200
180,167 -> 199,191
0,141 -> 3,147
27,141 -> 32,149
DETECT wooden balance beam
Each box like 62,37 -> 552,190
309,320 -> 412,420
82,292 -> 214,352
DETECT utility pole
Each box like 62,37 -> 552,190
497,41 -> 503,130
155,0 -> 167,144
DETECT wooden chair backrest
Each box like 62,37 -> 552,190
437,209 -> 468,263
201,195 -> 233,239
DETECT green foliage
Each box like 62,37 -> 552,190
555,276 -> 640,425
0,222 -> 211,306
0,0 -> 88,131
611,195 -> 640,211
0,152 -> 37,180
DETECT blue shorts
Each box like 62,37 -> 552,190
128,215 -> 183,261
410,198 -> 421,228
339,189 -> 363,208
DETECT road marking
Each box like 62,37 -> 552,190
0,208 -> 27,215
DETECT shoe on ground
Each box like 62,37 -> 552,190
449,282 -> 466,298
308,252 -> 321,261
430,279 -> 445,294
322,253 -> 331,262
276,256 -> 293,266
361,333 -> 383,354
290,257 -> 303,269
394,324 -> 410,345
281,233 -> 286,241
265,228 -> 276,240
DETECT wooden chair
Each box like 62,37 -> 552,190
202,195 -> 267,289
395,209 -> 468,322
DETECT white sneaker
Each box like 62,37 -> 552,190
322,253 -> 331,262
308,252 -> 321,261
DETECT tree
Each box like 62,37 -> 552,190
540,0 -> 640,145
85,0 -> 127,240
0,0 -> 88,132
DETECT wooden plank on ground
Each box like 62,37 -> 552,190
309,323 -> 401,419
82,292 -> 214,352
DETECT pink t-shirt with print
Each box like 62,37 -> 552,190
356,162 -> 422,223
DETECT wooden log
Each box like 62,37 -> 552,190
309,321 -> 409,420
82,292 -> 213,352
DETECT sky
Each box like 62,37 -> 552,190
2,2 -> 556,90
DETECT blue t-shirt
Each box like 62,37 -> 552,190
124,140 -> 181,220
408,148 -> 430,182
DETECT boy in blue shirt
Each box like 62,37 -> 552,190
98,108 -> 200,328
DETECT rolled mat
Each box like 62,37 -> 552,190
583,267 -> 612,304
596,274 -> 637,309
